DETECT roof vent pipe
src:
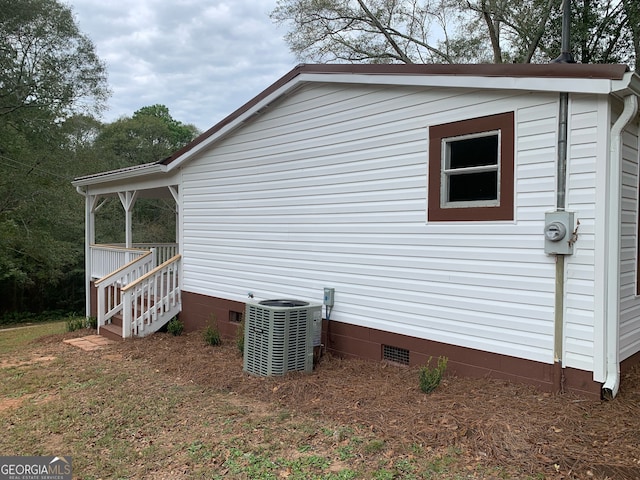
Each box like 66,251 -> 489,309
552,0 -> 576,64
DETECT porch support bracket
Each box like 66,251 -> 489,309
118,190 -> 139,249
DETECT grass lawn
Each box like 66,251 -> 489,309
0,321 -> 66,353
0,322 -> 517,479
2,322 -> 638,479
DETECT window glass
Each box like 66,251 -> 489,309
448,171 -> 498,202
448,135 -> 498,169
444,133 -> 499,205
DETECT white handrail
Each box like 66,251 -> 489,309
91,243 -> 178,276
94,251 -> 153,286
90,245 -> 149,279
121,255 -> 181,338
96,251 -> 156,332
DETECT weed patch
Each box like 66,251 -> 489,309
419,356 -> 448,393
166,317 -> 184,336
203,315 -> 221,346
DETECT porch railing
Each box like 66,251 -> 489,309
121,254 -> 181,338
128,243 -> 178,265
90,245 -> 149,279
90,243 -> 178,278
95,250 -> 156,333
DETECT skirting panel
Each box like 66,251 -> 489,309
177,291 -> 603,397
180,290 -> 246,339
324,319 -> 601,398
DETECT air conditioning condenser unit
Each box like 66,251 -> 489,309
243,299 -> 322,376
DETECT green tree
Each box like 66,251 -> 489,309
91,106 -> 199,245
0,112 -> 88,315
93,104 -> 199,171
622,0 -> 640,72
460,0 -> 561,63
533,0 -> 634,65
0,0 -> 108,118
0,0 -> 109,316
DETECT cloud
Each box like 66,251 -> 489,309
69,0 -> 296,130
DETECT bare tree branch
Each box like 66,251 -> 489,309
271,0 -> 637,67
355,0 -> 414,62
478,0 -> 503,62
523,0 -> 558,63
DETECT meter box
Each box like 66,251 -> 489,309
544,211 -> 574,255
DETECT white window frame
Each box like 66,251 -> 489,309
440,130 -> 502,209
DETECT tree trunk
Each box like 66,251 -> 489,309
622,0 -> 640,73
480,0 -> 503,63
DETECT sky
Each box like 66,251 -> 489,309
68,0 -> 297,131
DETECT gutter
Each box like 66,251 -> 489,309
602,94 -> 638,400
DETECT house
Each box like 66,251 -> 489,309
72,63 -> 640,399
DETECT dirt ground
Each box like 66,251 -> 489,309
79,329 -> 639,480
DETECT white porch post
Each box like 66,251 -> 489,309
81,191 -> 100,318
84,191 -> 92,318
118,191 -> 139,259
169,186 -> 179,248
84,191 -> 107,318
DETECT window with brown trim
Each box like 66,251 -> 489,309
428,112 -> 515,221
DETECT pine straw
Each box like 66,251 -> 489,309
115,331 -> 640,479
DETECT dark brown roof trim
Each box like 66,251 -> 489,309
160,63 -> 629,167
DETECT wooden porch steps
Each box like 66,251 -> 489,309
99,322 -> 124,342
96,252 -> 181,340
99,314 -> 124,341
97,307 -> 175,340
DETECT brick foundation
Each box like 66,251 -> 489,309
177,290 -> 604,398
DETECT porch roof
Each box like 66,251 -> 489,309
71,161 -> 177,198
72,162 -> 164,187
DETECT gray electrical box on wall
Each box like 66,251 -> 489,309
544,211 -> 575,255
323,287 -> 335,306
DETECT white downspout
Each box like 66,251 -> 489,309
602,94 -> 638,400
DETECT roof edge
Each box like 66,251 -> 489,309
72,162 -> 166,187
289,63 -> 629,79
160,63 -> 631,169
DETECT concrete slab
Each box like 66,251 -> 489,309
63,335 -> 114,351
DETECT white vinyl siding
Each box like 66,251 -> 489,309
180,83 -> 563,364
619,119 -> 640,361
563,95 -> 602,372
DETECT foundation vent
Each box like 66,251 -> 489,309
383,345 -> 410,365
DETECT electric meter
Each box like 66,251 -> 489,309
544,211 -> 574,255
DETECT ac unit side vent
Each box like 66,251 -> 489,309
383,345 -> 410,366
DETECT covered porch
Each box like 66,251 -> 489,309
73,164 -> 183,339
